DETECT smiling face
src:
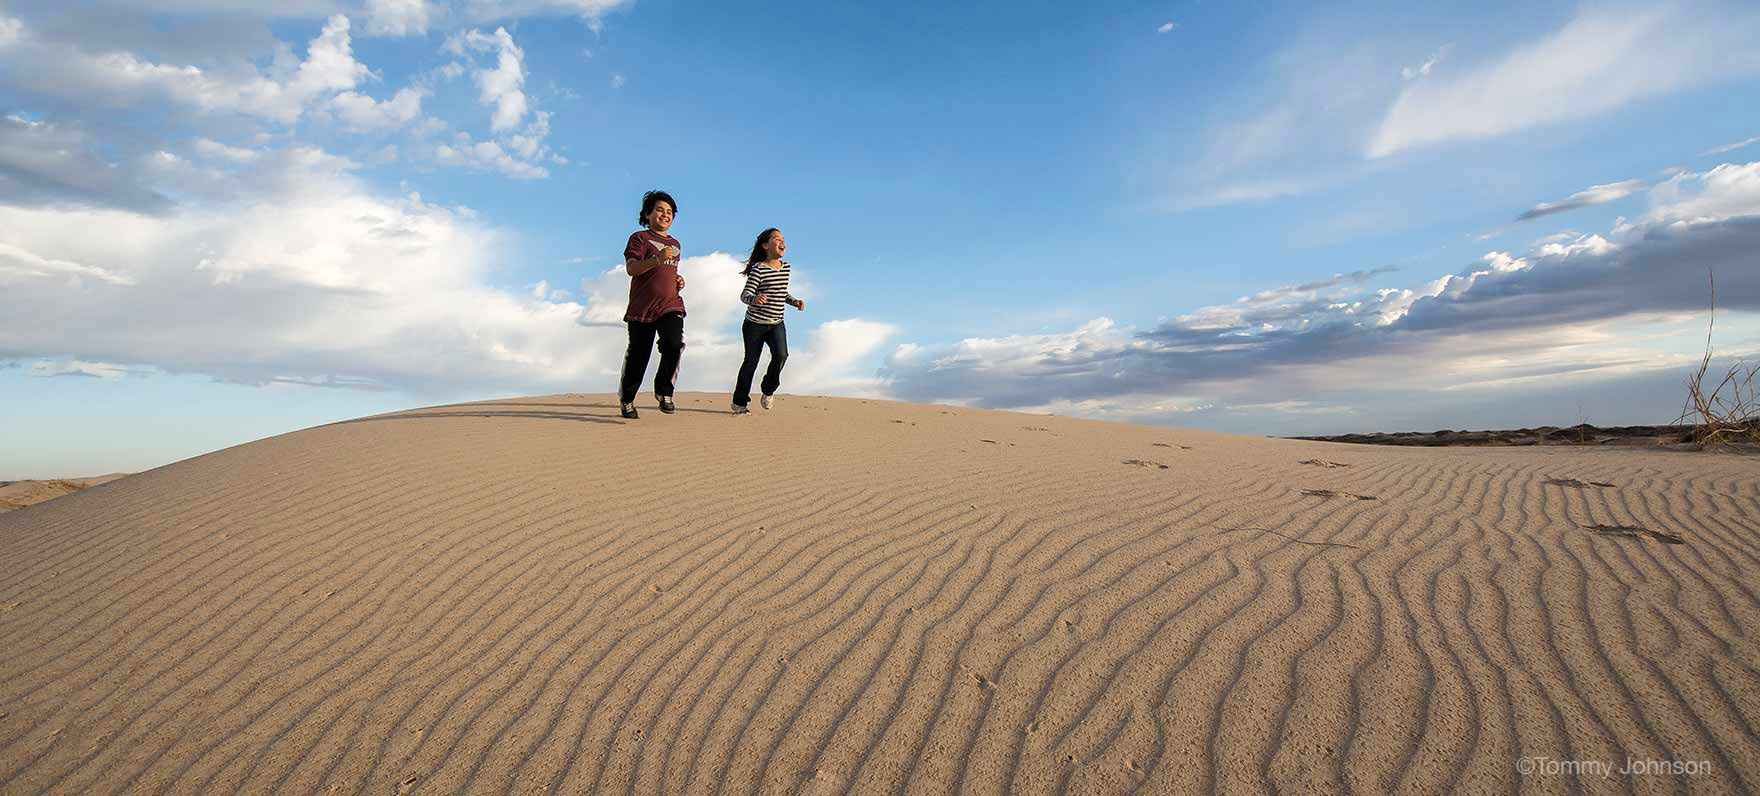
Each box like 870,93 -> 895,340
646,200 -> 675,234
765,230 -> 786,260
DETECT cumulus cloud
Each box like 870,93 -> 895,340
0,115 -> 175,214
881,162 -> 1760,418
192,137 -> 263,164
446,27 -> 528,130
1369,4 -> 1760,157
787,320 -> 900,396
459,0 -> 631,28
436,134 -> 547,179
366,0 -> 433,36
1643,161 -> 1760,224
1156,22 -> 1175,34
330,86 -> 427,131
1516,178 -> 1643,221
430,26 -> 556,175
0,141 -> 889,398
4,14 -> 369,124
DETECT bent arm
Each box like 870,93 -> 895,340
739,272 -> 764,305
627,255 -> 664,277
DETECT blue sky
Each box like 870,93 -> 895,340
4,0 -> 1760,478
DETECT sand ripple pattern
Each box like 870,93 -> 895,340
1,394 -> 1757,795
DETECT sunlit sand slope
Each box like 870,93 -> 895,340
1,393 -> 1755,794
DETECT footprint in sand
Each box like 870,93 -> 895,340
1121,459 -> 1170,469
1299,459 -> 1351,468
1545,477 -> 1616,489
1300,488 -> 1377,501
1581,524 -> 1686,544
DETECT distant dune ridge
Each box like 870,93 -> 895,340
0,475 -> 128,514
1,393 -> 1756,795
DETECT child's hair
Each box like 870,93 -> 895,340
742,228 -> 781,275
638,191 -> 677,226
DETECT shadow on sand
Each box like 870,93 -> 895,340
330,408 -> 626,427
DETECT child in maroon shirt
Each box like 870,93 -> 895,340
618,190 -> 686,418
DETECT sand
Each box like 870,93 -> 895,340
0,393 -> 1755,795
0,476 -> 128,514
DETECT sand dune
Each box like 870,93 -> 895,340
0,476 -> 128,514
1,393 -> 1756,795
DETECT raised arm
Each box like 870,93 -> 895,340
624,236 -> 676,277
627,253 -> 665,277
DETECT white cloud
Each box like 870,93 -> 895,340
1400,46 -> 1447,80
330,86 -> 427,131
447,27 -> 528,130
192,138 -> 263,164
459,0 -> 631,28
1702,135 -> 1760,156
366,0 -> 433,36
609,73 -> 625,89
436,135 -> 547,179
0,241 -> 135,285
1156,22 -> 1175,34
1516,178 -> 1643,220
0,142 -> 890,398
881,161 -> 1760,419
1369,4 -> 1760,157
26,359 -> 143,380
786,319 -> 899,396
429,28 -> 556,176
0,115 -> 174,213
0,15 -> 22,46
503,110 -> 548,159
1642,161 -> 1760,225
0,145 -> 581,392
6,14 -> 368,124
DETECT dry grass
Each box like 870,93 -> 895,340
1677,270 -> 1760,450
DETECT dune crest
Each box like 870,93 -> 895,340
1,394 -> 1755,794
0,475 -> 128,514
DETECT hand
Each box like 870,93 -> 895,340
676,275 -> 686,291
790,298 -> 805,310
753,292 -> 769,305
661,245 -> 680,260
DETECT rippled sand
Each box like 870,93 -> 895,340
2,393 -> 1755,795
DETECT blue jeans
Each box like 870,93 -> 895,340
733,320 -> 787,406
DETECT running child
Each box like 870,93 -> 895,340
731,227 -> 804,414
618,190 -> 687,419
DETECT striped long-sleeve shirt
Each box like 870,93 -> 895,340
739,261 -> 795,325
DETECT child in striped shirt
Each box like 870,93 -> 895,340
731,227 -> 804,414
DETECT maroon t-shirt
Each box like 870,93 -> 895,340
622,229 -> 686,323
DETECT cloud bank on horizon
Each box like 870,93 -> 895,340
880,164 -> 1760,424
2,0 -> 1760,469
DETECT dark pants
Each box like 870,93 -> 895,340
733,320 -> 787,406
620,311 -> 685,404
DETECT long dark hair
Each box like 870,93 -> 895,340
638,190 -> 676,226
742,227 -> 779,275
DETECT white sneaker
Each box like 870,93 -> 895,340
760,394 -> 774,410
731,401 -> 750,415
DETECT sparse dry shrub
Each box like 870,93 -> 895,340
1677,270 -> 1760,450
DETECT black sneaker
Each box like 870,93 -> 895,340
658,396 -> 675,414
621,402 -> 639,419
